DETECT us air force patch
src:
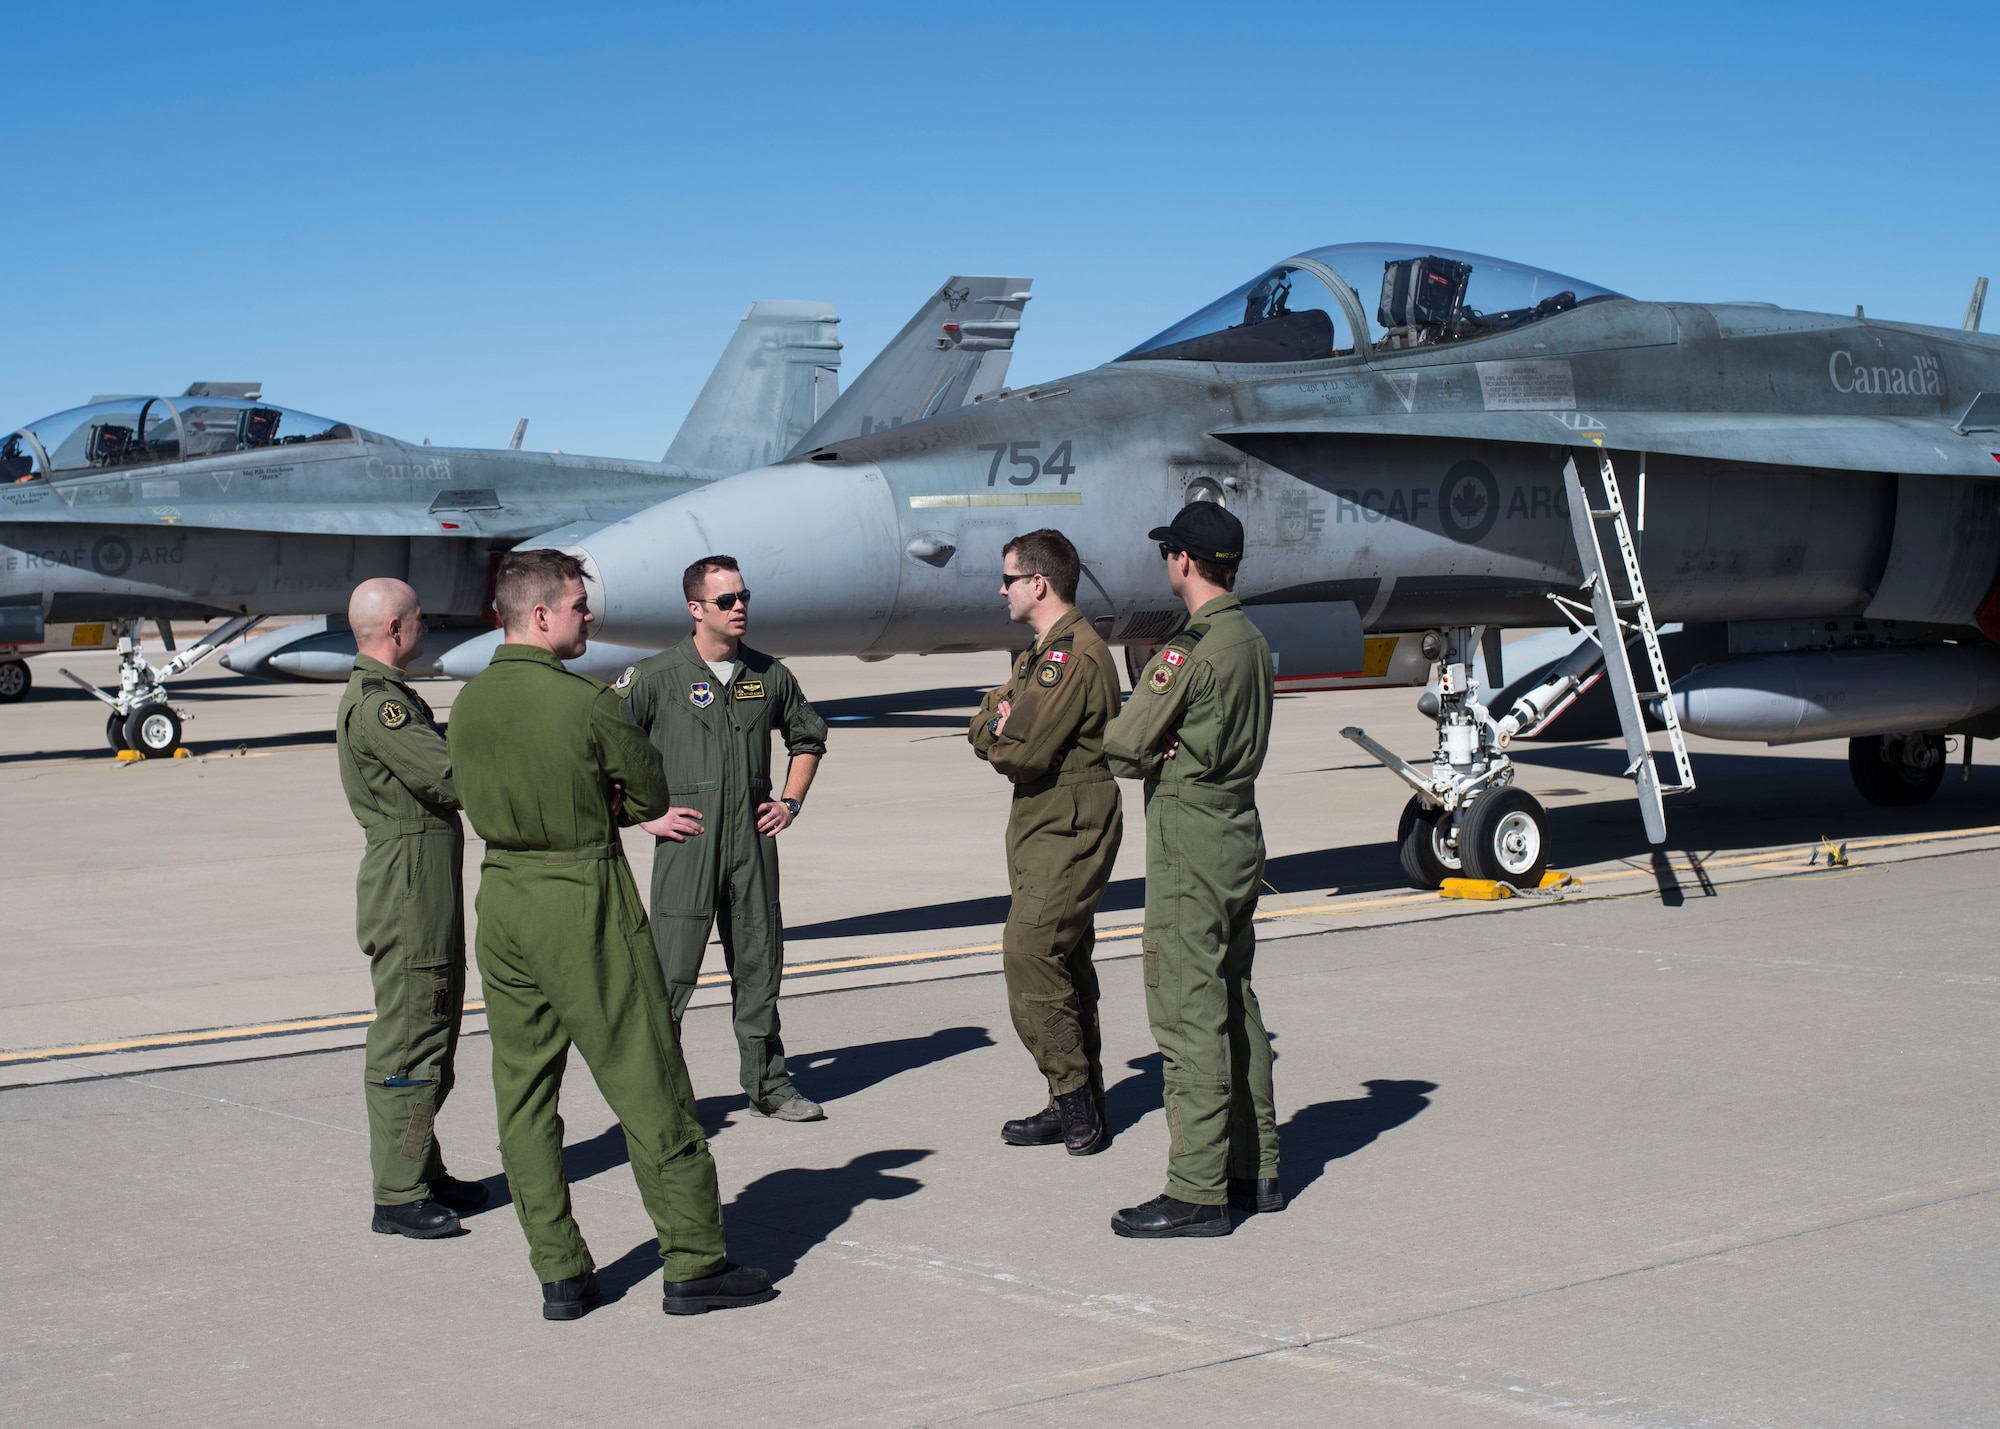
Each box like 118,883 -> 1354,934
612,666 -> 635,692
378,699 -> 411,730
1147,663 -> 1176,694
689,681 -> 714,709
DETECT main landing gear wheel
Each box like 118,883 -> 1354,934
1397,795 -> 1461,890
124,705 -> 181,758
1458,787 -> 1551,888
1848,732 -> 1945,806
0,660 -> 28,703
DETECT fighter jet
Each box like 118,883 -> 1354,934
557,242 -> 2000,887
0,277 -> 1030,754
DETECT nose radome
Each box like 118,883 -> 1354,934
569,461 -> 902,654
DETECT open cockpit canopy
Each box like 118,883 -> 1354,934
1117,243 -> 1625,364
2,396 -> 356,482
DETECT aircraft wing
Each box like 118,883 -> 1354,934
787,276 -> 1033,455
1214,409 -> 2000,479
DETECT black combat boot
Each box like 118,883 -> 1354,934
428,1171 -> 492,1215
1110,1194 -> 1233,1239
662,1262 -> 779,1316
1001,1104 -> 1064,1146
1056,1085 -> 1105,1156
370,1199 -> 461,1239
542,1269 -> 600,1321
1228,1177 -> 1286,1214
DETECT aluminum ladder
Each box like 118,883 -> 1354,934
1558,449 -> 1695,844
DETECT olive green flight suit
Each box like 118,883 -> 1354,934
969,608 -> 1124,1102
616,638 -> 828,1110
447,644 -> 725,1285
1105,594 -> 1278,1207
336,654 -> 466,1207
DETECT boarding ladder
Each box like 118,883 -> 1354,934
1556,449 -> 1694,844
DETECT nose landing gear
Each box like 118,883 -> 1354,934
1349,625 -> 1595,891
59,614 -> 264,758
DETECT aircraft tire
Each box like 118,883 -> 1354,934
1848,733 -> 1945,806
1396,795 -> 1460,890
125,705 -> 181,758
1459,787 -> 1550,888
106,711 -> 129,751
0,659 -> 28,703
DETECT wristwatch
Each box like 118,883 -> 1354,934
781,798 -> 801,818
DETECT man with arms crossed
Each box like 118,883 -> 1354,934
968,529 -> 1124,1156
447,549 -> 774,1319
1103,502 -> 1281,1238
618,556 -> 827,1121
336,577 -> 486,1239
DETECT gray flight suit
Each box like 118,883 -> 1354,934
335,654 -> 466,1207
1105,594 -> 1279,1207
617,637 -> 828,1110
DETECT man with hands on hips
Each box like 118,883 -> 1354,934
617,555 -> 829,1121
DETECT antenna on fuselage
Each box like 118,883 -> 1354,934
509,418 -> 529,450
1964,277 -> 1988,333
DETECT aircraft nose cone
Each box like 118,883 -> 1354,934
572,462 -> 901,653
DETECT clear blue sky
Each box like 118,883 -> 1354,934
3,2 -> 1994,460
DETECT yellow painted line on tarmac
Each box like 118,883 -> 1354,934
12,822 -> 2000,1069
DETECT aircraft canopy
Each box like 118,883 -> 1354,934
1118,243 -> 1624,364
2,396 -> 356,482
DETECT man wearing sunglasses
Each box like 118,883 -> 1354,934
968,528 -> 1125,1157
1103,501 -> 1280,1239
616,555 -> 829,1121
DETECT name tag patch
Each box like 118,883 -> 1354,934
733,679 -> 766,701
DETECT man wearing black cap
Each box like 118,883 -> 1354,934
1103,501 -> 1280,1238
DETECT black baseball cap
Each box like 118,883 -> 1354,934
1150,501 -> 1245,564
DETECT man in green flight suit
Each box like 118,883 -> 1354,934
448,549 -> 774,1320
1103,502 -> 1283,1239
617,554 -> 828,1121
336,577 -> 487,1239
968,528 -> 1124,1156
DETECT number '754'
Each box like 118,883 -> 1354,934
978,440 -> 1076,486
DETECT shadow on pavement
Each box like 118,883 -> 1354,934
787,844 -> 1408,944
686,1026 -> 995,1136
817,685 -> 986,730
1104,1052 -> 1164,1138
1280,1078 -> 1437,1202
724,1148 -> 931,1281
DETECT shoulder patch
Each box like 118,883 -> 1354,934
1147,662 -> 1177,695
377,698 -> 411,730
613,665 -> 636,692
1036,648 -> 1069,688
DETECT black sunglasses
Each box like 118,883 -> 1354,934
698,589 -> 751,610
1158,542 -> 1184,560
999,571 -> 1039,589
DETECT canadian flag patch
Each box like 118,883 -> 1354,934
1047,650 -> 1069,663
1162,648 -> 1186,666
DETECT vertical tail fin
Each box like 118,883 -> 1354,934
786,277 -> 1032,456
664,301 -> 842,475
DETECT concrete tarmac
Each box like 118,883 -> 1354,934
3,641 -> 1999,1424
